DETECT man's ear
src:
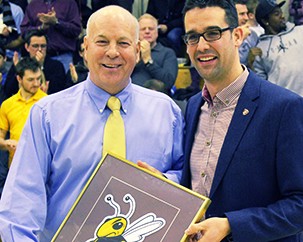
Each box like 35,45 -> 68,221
24,43 -> 29,52
260,18 -> 268,27
233,26 -> 244,47
16,75 -> 22,84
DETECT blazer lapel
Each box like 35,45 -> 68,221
210,72 -> 260,197
182,93 -> 205,187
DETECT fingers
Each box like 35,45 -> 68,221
185,222 -> 205,236
137,160 -> 163,176
13,51 -> 19,66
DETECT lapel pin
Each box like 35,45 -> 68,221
242,108 -> 249,115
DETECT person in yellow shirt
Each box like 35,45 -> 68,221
0,57 -> 47,167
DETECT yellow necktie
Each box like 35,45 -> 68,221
103,96 -> 126,158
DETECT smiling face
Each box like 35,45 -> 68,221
184,6 -> 243,86
84,6 -> 140,95
235,3 -> 249,26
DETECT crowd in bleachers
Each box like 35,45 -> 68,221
0,0 -> 303,240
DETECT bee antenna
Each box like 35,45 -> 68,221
105,194 -> 120,216
123,194 -> 135,219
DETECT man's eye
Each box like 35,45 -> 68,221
96,40 -> 108,45
119,42 -> 131,47
206,30 -> 219,37
188,34 -> 199,41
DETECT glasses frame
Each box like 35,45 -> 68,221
30,44 -> 47,49
182,26 -> 235,46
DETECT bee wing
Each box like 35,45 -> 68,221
123,213 -> 165,242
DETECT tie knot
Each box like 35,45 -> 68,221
107,96 -> 121,111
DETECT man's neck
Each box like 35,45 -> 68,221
20,89 -> 35,101
204,64 -> 244,98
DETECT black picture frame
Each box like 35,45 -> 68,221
52,153 -> 211,242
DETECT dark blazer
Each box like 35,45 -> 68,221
181,71 -> 303,241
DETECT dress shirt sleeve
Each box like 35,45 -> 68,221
225,95 -> 303,241
0,104 -> 51,241
10,3 -> 24,33
161,103 -> 184,183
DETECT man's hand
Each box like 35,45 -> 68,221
158,24 -> 168,34
13,51 -> 19,66
140,39 -> 152,63
35,50 -> 45,66
40,71 -> 49,93
185,217 -> 231,242
37,7 -> 58,26
137,160 -> 163,177
1,26 -> 10,36
248,47 -> 262,69
4,139 -> 18,153
69,63 -> 78,83
239,24 -> 251,40
40,81 -> 49,93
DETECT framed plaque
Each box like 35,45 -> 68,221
52,153 -> 211,242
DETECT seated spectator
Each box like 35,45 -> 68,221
253,0 -> 303,96
65,35 -> 88,88
0,0 -> 24,59
235,0 -> 261,66
20,0 -> 82,72
131,13 -> 178,95
146,0 -> 185,57
0,57 -> 47,168
3,29 -> 66,97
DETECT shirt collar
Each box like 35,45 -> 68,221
202,65 -> 249,107
85,75 -> 132,114
16,89 -> 46,102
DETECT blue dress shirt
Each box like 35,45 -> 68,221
0,76 -> 184,241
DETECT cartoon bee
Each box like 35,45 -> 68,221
86,194 -> 166,242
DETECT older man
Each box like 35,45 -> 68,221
0,6 -> 183,241
131,13 -> 178,94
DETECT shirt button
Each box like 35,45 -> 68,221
201,172 -> 206,177
205,141 -> 211,146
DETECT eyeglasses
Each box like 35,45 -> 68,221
183,27 -> 234,46
30,44 -> 47,49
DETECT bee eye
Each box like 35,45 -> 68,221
113,222 -> 123,230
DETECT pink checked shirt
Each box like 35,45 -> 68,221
190,66 -> 249,197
